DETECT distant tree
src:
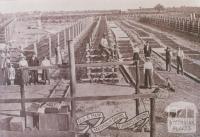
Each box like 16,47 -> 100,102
154,4 -> 165,12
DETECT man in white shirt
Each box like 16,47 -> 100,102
19,55 -> 29,85
176,47 -> 184,75
8,64 -> 15,85
41,56 -> 51,85
143,57 -> 154,89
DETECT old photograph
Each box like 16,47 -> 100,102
0,0 -> 199,137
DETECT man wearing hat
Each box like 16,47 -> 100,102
8,64 -> 15,85
29,53 -> 39,85
41,56 -> 51,85
19,55 -> 29,85
144,41 -> 152,58
99,33 -> 110,61
143,57 -> 154,89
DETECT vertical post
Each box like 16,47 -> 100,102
48,35 -> 52,58
150,98 -> 156,137
68,40 -> 76,134
183,19 -> 185,32
73,25 -> 76,39
198,20 -> 200,40
34,43 -> 38,57
135,60 -> 140,115
79,22 -> 81,34
198,20 -> 200,35
76,23 -> 78,36
69,27 -> 71,41
80,23 -> 82,32
20,69 -> 27,127
64,28 -> 67,49
57,32 -> 60,45
4,27 -> 6,43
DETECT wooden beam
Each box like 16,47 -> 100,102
150,98 -> 156,137
0,130 -> 75,137
19,69 -> 27,127
135,60 -> 140,115
19,61 -> 138,70
0,93 -> 157,103
76,61 -> 134,67
68,40 -> 77,131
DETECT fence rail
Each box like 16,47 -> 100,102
137,15 -> 200,37
0,93 -> 157,103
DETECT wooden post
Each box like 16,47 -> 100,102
76,23 -> 79,35
183,19 -> 186,32
135,60 -> 140,115
76,23 -> 78,37
20,69 -> 27,127
198,20 -> 200,40
79,22 -> 81,34
48,35 -> 52,58
68,40 -> 76,133
34,43 -> 38,57
73,25 -> 76,38
64,28 -> 67,49
150,98 -> 156,137
80,23 -> 83,32
57,32 -> 60,45
198,20 -> 200,35
69,27 -> 71,41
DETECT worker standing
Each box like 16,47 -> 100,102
41,56 -> 51,85
176,47 -> 184,75
133,44 -> 140,61
143,41 -> 152,58
143,57 -> 154,89
99,34 -> 110,61
1,51 -> 5,71
8,64 -> 15,85
2,57 -> 10,85
29,53 -> 39,85
165,47 -> 172,72
19,55 -> 29,85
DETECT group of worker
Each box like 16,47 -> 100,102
99,34 -> 115,61
0,49 -> 15,85
0,44 -> 63,86
18,54 -> 51,85
138,41 -> 184,89
165,46 -> 184,75
99,34 -> 184,89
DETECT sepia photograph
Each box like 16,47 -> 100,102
0,0 -> 200,137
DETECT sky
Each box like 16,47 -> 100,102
0,0 -> 199,13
